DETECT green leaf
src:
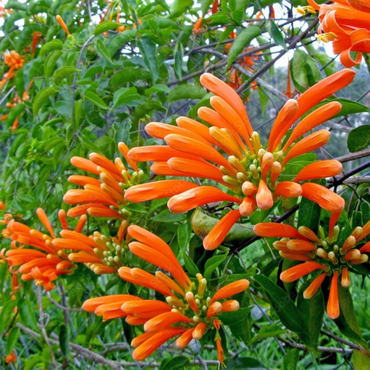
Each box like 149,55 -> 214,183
183,251 -> 200,276
110,68 -> 151,89
151,209 -> 185,223
170,0 -> 193,18
159,356 -> 190,370
201,0 -> 214,15
6,327 -> 20,355
107,29 -> 137,56
84,91 -> 109,110
96,39 -> 112,63
94,21 -> 120,36
0,300 -> 17,332
39,40 -> 63,57
33,87 -> 57,116
138,37 -> 159,83
219,308 -> 251,326
227,26 -> 261,67
290,49 -> 308,91
5,103 -> 25,128
132,101 -> 165,124
177,222 -> 192,249
145,84 -> 170,96
204,253 -> 228,279
283,349 -> 299,370
59,324 -> 70,357
297,281 -> 325,351
265,20 -> 286,49
298,196 -> 321,234
112,87 -> 141,108
253,275 -> 311,347
18,299 -> 38,331
258,87 -> 269,116
348,125 -> 370,153
224,357 -> 267,369
44,50 -> 63,79
251,324 -> 286,343
353,350 -> 370,370
168,84 -> 207,103
54,66 -> 78,85
334,284 -> 368,349
6,0 -> 27,10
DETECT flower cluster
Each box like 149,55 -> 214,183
83,225 -> 249,363
254,218 -> 370,319
306,0 -> 370,67
63,142 -> 141,220
125,71 -> 354,250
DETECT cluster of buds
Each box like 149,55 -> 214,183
64,142 -> 142,220
254,220 -> 370,319
82,225 -> 250,364
70,220 -> 129,274
4,51 -> 24,70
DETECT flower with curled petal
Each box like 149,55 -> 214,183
83,225 -> 249,363
307,0 -> 370,67
125,71 -> 354,250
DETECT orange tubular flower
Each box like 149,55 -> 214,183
193,16 -> 204,34
125,70 -> 354,250
308,0 -> 370,67
2,208 -> 80,292
82,226 -> 249,362
63,143 -> 140,220
31,31 -> 42,57
56,15 -> 70,35
254,216 -> 370,319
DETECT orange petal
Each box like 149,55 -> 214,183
293,69 -> 355,120
200,73 -> 253,135
128,146 -> 201,162
167,186 -> 242,213
280,262 -> 326,283
294,160 -> 342,182
176,117 -> 220,147
82,294 -> 140,312
210,279 -> 249,304
287,239 -> 316,252
124,180 -> 199,203
256,179 -> 273,210
221,300 -> 239,312
192,322 -> 208,340
274,182 -> 302,198
132,329 -> 187,361
70,156 -> 99,175
303,272 -> 327,299
254,223 -> 306,239
156,271 -> 185,297
207,301 -> 222,318
63,189 -> 119,208
283,102 -> 342,152
327,271 -> 340,319
118,142 -> 139,171
129,242 -> 189,288
209,96 -> 253,152
167,157 -> 224,182
68,175 -> 102,187
239,196 -> 256,216
279,251 -> 314,261
68,252 -> 101,263
203,210 -> 241,250
36,208 -> 56,238
52,238 -> 94,252
282,130 -> 331,167
89,153 -> 122,178
58,210 -> 68,230
66,204 -> 108,217
176,328 -> 195,349
144,312 -> 192,332
197,107 -> 248,153
268,99 -> 299,152
146,122 -> 211,146
128,225 -> 191,287
165,133 -> 236,174
122,300 -> 172,314
87,206 -> 125,219
301,183 -> 345,212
